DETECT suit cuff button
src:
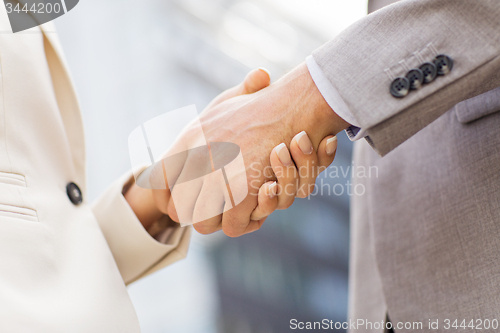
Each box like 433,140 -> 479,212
390,77 -> 410,98
406,68 -> 424,90
419,62 -> 437,84
434,54 -> 453,75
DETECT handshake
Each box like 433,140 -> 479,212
125,64 -> 350,237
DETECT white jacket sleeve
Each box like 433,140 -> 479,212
92,172 -> 191,285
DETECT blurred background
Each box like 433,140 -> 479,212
56,0 -> 366,332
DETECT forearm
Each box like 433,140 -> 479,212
124,63 -> 349,231
312,0 -> 500,155
272,62 -> 350,147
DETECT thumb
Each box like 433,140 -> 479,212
240,68 -> 271,94
204,68 -> 271,110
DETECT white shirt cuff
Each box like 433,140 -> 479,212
306,55 -> 367,141
346,126 -> 369,141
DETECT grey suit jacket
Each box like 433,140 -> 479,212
313,1 -> 500,332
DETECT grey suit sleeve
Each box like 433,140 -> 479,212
312,0 -> 500,156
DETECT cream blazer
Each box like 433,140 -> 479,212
0,7 -> 191,333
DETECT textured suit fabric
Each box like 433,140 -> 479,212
313,0 -> 500,332
313,0 -> 500,156
0,7 -> 190,333
350,94 -> 500,333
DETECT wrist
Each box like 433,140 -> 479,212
276,63 -> 350,146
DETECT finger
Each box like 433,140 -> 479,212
151,135 -> 192,198
289,131 -> 319,198
271,143 -> 298,210
191,172 -> 227,234
166,173 -> 204,224
243,218 -> 267,234
166,195 -> 179,222
241,68 -> 271,94
205,68 -> 271,109
318,135 -> 338,172
150,160 -> 174,215
193,213 -> 223,235
250,181 -> 278,221
221,195 -> 257,238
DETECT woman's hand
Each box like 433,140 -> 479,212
125,68 -> 272,230
243,132 -> 338,234
125,68 -> 339,237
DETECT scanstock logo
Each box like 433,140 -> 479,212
3,0 -> 79,33
128,106 -> 249,226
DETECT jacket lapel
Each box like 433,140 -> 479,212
11,0 -> 88,191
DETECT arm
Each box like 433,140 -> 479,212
92,173 -> 191,285
92,69 -> 273,284
96,1 -> 500,241
312,0 -> 500,155
159,63 -> 349,237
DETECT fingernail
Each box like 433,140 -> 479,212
326,136 -> 338,155
258,67 -> 271,79
269,182 -> 277,198
295,131 -> 313,155
275,143 -> 292,166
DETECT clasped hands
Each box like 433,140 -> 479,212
125,64 -> 350,237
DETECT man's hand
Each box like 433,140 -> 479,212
125,68 -> 273,230
158,63 -> 349,237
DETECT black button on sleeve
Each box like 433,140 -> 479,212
406,68 -> 424,90
433,54 -> 453,75
67,182 -> 83,205
419,62 -> 437,84
390,77 -> 410,98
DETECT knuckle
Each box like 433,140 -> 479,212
295,185 -> 309,198
262,200 -> 277,212
193,223 -> 216,235
296,183 -> 315,198
222,216 -> 245,238
223,227 -> 244,238
277,199 -> 294,210
295,191 -> 308,199
250,224 -> 263,233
